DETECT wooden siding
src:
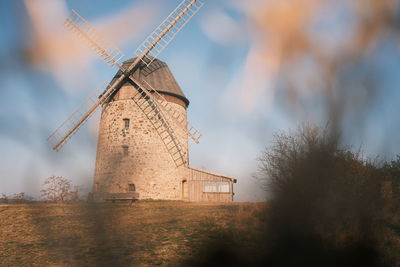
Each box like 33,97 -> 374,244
188,180 -> 232,202
187,167 -> 235,202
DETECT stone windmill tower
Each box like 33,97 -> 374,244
48,0 -> 236,202
93,58 -> 192,200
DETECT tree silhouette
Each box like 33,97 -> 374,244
41,176 -> 76,203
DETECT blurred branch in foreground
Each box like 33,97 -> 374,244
222,0 -> 400,125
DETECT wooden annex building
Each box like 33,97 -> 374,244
184,167 -> 237,202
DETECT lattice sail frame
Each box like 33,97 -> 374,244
65,10 -> 124,66
48,0 -> 204,166
47,84 -> 105,150
130,80 -> 187,167
135,0 -> 204,67
142,80 -> 202,144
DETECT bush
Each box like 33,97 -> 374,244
256,124 -> 397,266
0,193 -> 35,204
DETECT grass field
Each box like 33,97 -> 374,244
0,201 -> 266,266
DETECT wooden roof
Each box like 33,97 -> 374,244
108,57 -> 189,107
188,167 -> 237,183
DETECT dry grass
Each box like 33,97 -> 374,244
0,201 -> 266,266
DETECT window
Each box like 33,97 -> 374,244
123,118 -> 130,129
203,182 -> 230,193
122,145 -> 129,156
129,184 -> 136,192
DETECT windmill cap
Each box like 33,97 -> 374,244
111,57 -> 190,107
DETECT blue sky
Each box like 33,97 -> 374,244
1,0 -> 400,201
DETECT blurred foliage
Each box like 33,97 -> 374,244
255,124 -> 400,266
229,0 -> 400,130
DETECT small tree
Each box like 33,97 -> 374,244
41,176 -> 73,203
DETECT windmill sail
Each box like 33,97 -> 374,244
142,80 -> 202,144
63,2 -> 203,144
64,10 -> 124,67
135,0 -> 204,67
48,71 -> 128,150
47,84 -> 105,150
50,0 -> 204,166
130,83 -> 187,167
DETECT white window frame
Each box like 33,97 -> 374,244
203,181 -> 230,193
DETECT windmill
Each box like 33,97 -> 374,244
48,0 -> 237,202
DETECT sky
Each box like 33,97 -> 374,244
1,0 -> 400,201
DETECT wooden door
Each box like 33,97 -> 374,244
182,180 -> 188,200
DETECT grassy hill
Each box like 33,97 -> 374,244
2,200 -> 399,266
0,201 -> 266,266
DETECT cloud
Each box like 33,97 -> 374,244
199,6 -> 246,46
23,0 -> 160,94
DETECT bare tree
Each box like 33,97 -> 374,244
41,176 -> 73,203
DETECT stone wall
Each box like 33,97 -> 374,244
93,84 -> 189,201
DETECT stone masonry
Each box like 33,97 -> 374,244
92,82 -> 189,201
